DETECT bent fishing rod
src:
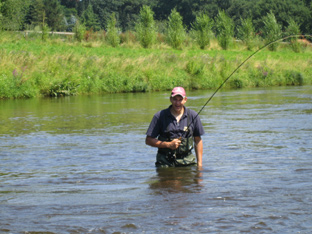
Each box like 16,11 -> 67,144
187,34 -> 312,131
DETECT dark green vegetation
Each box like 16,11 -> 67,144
0,0 -> 311,35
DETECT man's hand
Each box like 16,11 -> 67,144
168,138 -> 181,150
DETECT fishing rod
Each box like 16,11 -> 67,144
187,34 -> 312,130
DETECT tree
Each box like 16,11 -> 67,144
0,1 -> 3,30
286,18 -> 301,53
191,12 -> 213,49
81,2 -> 100,31
135,5 -> 156,48
106,12 -> 120,47
237,17 -> 256,50
1,0 -> 31,30
215,10 -> 234,50
27,0 -> 45,27
44,0 -> 64,31
91,0 -> 123,30
73,19 -> 86,42
262,11 -> 282,51
166,8 -> 185,49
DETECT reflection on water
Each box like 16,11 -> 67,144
149,167 -> 203,194
0,86 -> 311,233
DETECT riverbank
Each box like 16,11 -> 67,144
0,31 -> 311,98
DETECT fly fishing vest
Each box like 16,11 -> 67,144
157,108 -> 194,159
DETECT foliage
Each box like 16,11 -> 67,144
44,0 -> 64,31
1,0 -> 312,37
237,17 -> 256,50
0,32 -> 311,99
41,22 -> 50,42
106,12 -> 120,47
215,10 -> 234,50
0,0 -> 31,30
286,18 -> 302,53
81,3 -> 100,31
135,5 -> 156,48
73,20 -> 86,42
191,13 -> 213,50
166,8 -> 185,49
261,11 -> 282,51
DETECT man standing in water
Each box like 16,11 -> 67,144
146,87 -> 205,168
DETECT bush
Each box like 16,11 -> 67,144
286,18 -> 301,53
73,20 -> 86,42
262,11 -> 282,51
106,13 -> 120,47
135,5 -> 156,48
166,8 -> 185,49
41,23 -> 50,42
191,13 -> 213,49
237,17 -> 256,50
215,10 -> 234,50
285,71 -> 304,85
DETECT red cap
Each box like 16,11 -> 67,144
171,87 -> 186,98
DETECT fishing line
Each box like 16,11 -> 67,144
188,34 -> 312,130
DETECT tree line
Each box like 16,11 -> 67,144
0,0 -> 311,33
0,0 -> 311,51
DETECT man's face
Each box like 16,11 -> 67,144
170,95 -> 187,113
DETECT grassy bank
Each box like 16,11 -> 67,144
0,31 -> 311,98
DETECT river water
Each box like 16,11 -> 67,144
0,86 -> 311,233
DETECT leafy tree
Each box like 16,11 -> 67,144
119,0 -> 151,31
135,5 -> 156,48
1,0 -> 31,30
91,0 -> 123,30
81,3 -> 100,31
237,17 -> 256,50
191,12 -> 213,49
73,19 -> 86,42
27,0 -> 45,27
0,1 -> 3,30
44,0 -> 64,31
286,18 -> 301,53
41,12 -> 50,41
215,10 -> 234,50
106,12 -> 120,47
262,11 -> 282,51
166,8 -> 185,49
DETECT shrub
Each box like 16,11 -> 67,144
106,13 -> 120,47
41,23 -> 50,42
215,10 -> 234,50
262,11 -> 282,51
135,5 -> 156,48
73,20 -> 86,42
166,8 -> 185,49
285,71 -> 304,85
286,18 -> 301,53
191,13 -> 213,49
237,17 -> 256,50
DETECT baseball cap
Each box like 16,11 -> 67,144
171,87 -> 186,98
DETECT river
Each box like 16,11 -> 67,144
0,86 -> 311,233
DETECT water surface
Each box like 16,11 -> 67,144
0,86 -> 311,233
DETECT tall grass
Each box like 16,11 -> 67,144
0,31 -> 311,99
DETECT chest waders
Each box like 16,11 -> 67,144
157,108 -> 194,166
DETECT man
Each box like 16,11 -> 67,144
146,87 -> 205,168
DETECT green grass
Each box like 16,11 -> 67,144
0,31 -> 311,98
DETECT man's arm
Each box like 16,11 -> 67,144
145,136 -> 181,150
194,136 -> 203,168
